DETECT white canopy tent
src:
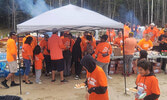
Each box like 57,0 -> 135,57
17,4 -> 124,34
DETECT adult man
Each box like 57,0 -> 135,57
114,30 -> 123,47
106,29 -> 116,42
48,29 -> 68,82
39,34 -> 51,76
1,31 -> 19,88
93,35 -> 112,79
158,28 -> 167,73
124,32 -> 137,76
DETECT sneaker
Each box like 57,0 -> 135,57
1,81 -> 9,88
107,76 -> 112,80
36,82 -> 42,84
74,75 -> 80,80
60,79 -> 68,83
11,81 -> 20,87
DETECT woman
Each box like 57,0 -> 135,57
22,36 -> 33,84
135,60 -> 160,100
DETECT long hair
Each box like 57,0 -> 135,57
33,45 -> 41,59
24,36 -> 33,45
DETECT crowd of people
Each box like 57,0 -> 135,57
1,22 -> 167,100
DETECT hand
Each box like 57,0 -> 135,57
31,60 -> 33,65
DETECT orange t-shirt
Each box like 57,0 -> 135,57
81,36 -> 96,52
124,25 -> 131,38
48,34 -> 66,60
138,39 -> 153,51
23,35 -> 37,50
7,38 -> 17,62
124,37 -> 137,55
114,37 -> 123,47
87,66 -> 109,100
35,53 -> 44,70
93,42 -> 112,63
135,74 -> 160,100
22,44 -> 33,60
106,29 -> 116,42
158,28 -> 164,36
143,27 -> 158,42
62,37 -> 75,52
39,39 -> 49,55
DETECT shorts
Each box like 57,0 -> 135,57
8,61 -> 17,73
23,59 -> 31,76
51,59 -> 64,72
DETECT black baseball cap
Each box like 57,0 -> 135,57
9,31 -> 16,37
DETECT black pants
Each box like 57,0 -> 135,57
75,61 -> 82,76
44,55 -> 51,73
32,61 -> 35,74
161,58 -> 167,71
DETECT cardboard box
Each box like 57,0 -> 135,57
113,47 -> 122,56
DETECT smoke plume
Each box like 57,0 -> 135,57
16,0 -> 51,17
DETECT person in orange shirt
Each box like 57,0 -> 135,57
124,32 -> 137,76
138,34 -> 153,51
135,60 -> 160,100
22,33 -> 37,50
158,27 -> 165,37
114,30 -> 123,47
80,55 -> 109,100
22,33 -> 37,75
1,32 -> 19,88
143,23 -> 158,42
124,23 -> 131,38
33,45 -> 44,84
62,33 -> 74,76
92,35 -> 112,79
39,34 -> 51,76
106,29 -> 116,42
81,32 -> 96,55
22,36 -> 33,84
48,29 -> 68,83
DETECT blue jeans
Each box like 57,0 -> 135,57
23,59 -> 31,76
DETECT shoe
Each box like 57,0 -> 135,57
60,79 -> 68,83
22,80 -> 30,83
74,75 -> 80,80
51,80 -> 56,82
107,76 -> 112,80
11,82 -> 20,87
36,82 -> 42,84
25,81 -> 33,84
1,81 -> 9,88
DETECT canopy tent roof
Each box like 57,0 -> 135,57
17,4 -> 124,34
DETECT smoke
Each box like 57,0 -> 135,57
115,5 -> 140,25
16,0 -> 51,17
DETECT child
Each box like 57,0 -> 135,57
33,45 -> 44,84
135,60 -> 160,100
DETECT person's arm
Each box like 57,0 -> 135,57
88,86 -> 107,94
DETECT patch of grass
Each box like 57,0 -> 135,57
0,28 -> 11,37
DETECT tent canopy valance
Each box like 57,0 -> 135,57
17,4 -> 124,34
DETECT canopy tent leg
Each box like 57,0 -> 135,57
17,35 -> 22,95
122,29 -> 127,94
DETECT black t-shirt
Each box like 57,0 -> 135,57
158,34 -> 167,51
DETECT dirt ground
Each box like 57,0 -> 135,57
0,72 -> 167,100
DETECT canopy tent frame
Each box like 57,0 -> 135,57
16,4 -> 127,95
